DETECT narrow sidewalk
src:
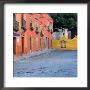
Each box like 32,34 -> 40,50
14,48 -> 56,61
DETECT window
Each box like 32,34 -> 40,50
13,14 -> 19,31
40,30 -> 44,37
30,15 -> 34,30
21,14 -> 26,31
48,23 -> 53,32
36,20 -> 39,33
13,14 -> 16,22
30,16 -> 32,23
36,20 -> 38,28
39,24 -> 42,32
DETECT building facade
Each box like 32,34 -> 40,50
52,28 -> 77,50
52,28 -> 71,40
13,13 -> 53,56
52,35 -> 77,50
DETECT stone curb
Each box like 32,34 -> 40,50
14,48 -> 56,61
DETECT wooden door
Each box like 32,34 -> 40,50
22,37 -> 24,53
30,37 -> 32,52
13,37 -> 16,54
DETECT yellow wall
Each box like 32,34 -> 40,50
52,36 -> 77,50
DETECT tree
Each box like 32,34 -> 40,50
49,13 -> 77,30
49,13 -> 77,38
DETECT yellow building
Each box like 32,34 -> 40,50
52,35 -> 77,50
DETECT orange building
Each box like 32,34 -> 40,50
13,13 -> 53,56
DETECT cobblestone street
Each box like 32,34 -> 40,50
13,50 -> 77,77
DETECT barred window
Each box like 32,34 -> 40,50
13,14 -> 19,31
13,14 -> 16,22
40,24 -> 42,32
30,16 -> 32,23
21,14 -> 26,31
36,20 -> 38,28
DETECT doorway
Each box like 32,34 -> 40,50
30,37 -> 32,52
13,37 -> 16,54
61,40 -> 66,48
48,38 -> 49,49
22,37 -> 24,53
40,38 -> 42,50
36,37 -> 38,51
46,37 -> 48,48
51,39 -> 52,48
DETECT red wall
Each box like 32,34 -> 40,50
13,13 -> 53,56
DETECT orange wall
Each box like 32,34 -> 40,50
13,13 -> 53,56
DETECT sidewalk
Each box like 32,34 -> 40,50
14,48 -> 56,61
